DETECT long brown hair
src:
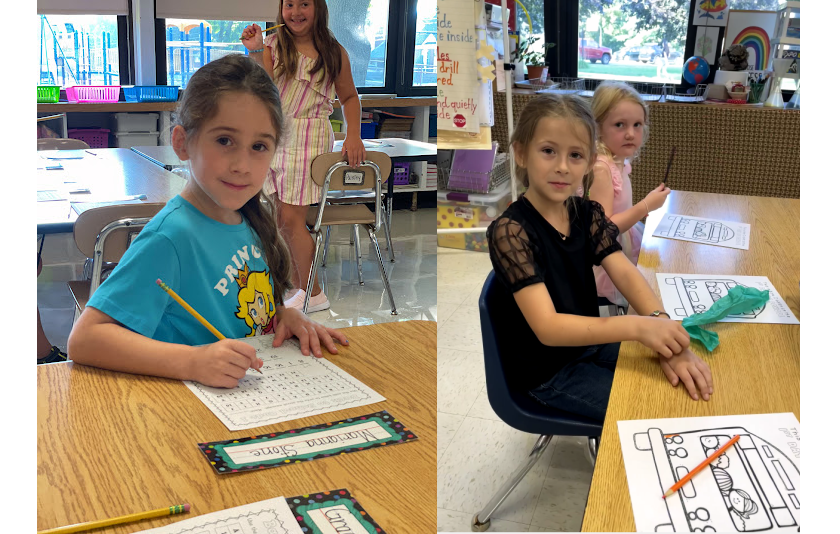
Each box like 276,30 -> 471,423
509,94 -> 598,199
174,54 -> 293,301
273,0 -> 342,85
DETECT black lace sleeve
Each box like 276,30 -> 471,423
487,216 -> 544,292
588,200 -> 623,265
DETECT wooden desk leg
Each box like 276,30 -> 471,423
411,192 -> 418,211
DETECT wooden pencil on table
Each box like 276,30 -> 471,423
663,434 -> 740,498
156,279 -> 263,374
38,503 -> 190,534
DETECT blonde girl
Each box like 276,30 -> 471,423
69,55 -> 348,389
241,0 -> 366,313
589,81 -> 671,308
486,94 -> 711,421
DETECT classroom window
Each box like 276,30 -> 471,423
328,0 -> 390,88
38,14 -> 121,87
516,0 -> 546,51
164,19 -> 266,89
576,0 -> 689,84
411,0 -> 436,87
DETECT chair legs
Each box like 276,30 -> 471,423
366,226 -> 397,315
321,226 -> 331,268
587,436 -> 599,467
472,435 -> 553,532
353,224 -> 364,286
302,231 -> 324,315
380,203 -> 395,262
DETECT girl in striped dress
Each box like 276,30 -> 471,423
241,0 -> 365,313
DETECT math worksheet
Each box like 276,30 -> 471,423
652,213 -> 751,250
618,413 -> 800,532
184,337 -> 385,431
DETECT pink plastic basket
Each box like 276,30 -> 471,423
68,128 -> 111,149
66,85 -> 121,103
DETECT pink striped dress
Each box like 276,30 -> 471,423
263,33 -> 335,206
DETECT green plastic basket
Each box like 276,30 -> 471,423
37,85 -> 60,103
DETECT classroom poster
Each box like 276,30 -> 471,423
618,413 -> 800,532
724,11 -> 777,71
437,0 -> 481,133
694,26 -> 720,65
692,0 -> 730,27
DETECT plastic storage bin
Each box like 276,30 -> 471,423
123,85 -> 179,102
111,113 -> 159,132
37,85 -> 60,103
113,131 -> 159,148
68,128 -> 110,149
66,85 -> 120,103
392,163 -> 411,185
437,186 -> 511,252
360,122 -> 377,139
330,119 -> 343,132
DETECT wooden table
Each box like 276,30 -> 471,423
37,148 -> 185,234
37,321 -> 436,533
581,191 -> 800,532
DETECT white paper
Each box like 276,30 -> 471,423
653,213 -> 751,250
185,337 -> 385,431
656,274 -> 800,325
138,497 -> 303,534
692,1 -> 730,27
618,413 -> 800,533
694,26 -> 719,65
437,0 -> 481,133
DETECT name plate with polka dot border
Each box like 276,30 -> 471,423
287,489 -> 387,534
198,410 -> 417,475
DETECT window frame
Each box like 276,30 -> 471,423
152,0 -> 433,96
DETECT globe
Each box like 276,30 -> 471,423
683,56 -> 710,85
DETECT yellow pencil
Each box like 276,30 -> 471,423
38,503 -> 190,534
156,279 -> 263,374
239,23 -> 285,40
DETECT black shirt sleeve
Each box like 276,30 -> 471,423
487,216 -> 545,293
588,200 -> 623,266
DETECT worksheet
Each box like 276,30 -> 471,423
655,274 -> 799,324
653,213 -> 751,250
618,413 -> 800,533
184,337 -> 385,431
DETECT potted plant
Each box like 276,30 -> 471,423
515,36 -> 556,83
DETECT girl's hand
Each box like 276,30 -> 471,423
272,307 -> 350,357
342,136 -> 366,169
658,349 -> 714,401
191,339 -> 263,388
644,183 -> 671,212
633,316 -> 690,357
240,23 -> 264,51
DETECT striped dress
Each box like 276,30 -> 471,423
263,33 -> 335,206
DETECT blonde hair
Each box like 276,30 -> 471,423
591,81 -> 650,159
510,94 -> 598,198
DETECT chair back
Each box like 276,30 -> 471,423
37,138 -> 90,150
478,271 -> 604,436
73,203 -> 165,294
311,151 -> 391,191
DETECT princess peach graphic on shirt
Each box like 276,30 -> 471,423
235,262 -> 276,337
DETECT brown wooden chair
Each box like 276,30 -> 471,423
68,203 -> 165,323
37,138 -> 90,150
305,151 -> 397,315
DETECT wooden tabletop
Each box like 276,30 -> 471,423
37,321 -> 436,533
37,148 -> 184,234
581,191 -> 800,532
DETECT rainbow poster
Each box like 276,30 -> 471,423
732,26 -> 770,70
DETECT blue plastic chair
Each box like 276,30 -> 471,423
472,271 -> 604,532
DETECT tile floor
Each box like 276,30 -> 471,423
437,246 -> 596,533
37,209 -> 437,355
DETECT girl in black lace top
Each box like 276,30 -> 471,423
486,94 -> 712,422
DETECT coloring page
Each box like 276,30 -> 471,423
185,337 -> 385,431
138,497 -> 302,534
618,413 -> 800,533
656,274 -> 799,325
653,214 -> 750,250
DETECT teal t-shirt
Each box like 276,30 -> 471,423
87,195 -> 278,345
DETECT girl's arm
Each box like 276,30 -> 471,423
240,24 -> 272,76
589,162 -> 647,233
334,46 -> 365,168
68,307 -> 262,389
599,251 -> 664,316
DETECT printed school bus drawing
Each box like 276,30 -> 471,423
634,427 -> 799,532
664,277 -> 766,319
656,215 -> 736,244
